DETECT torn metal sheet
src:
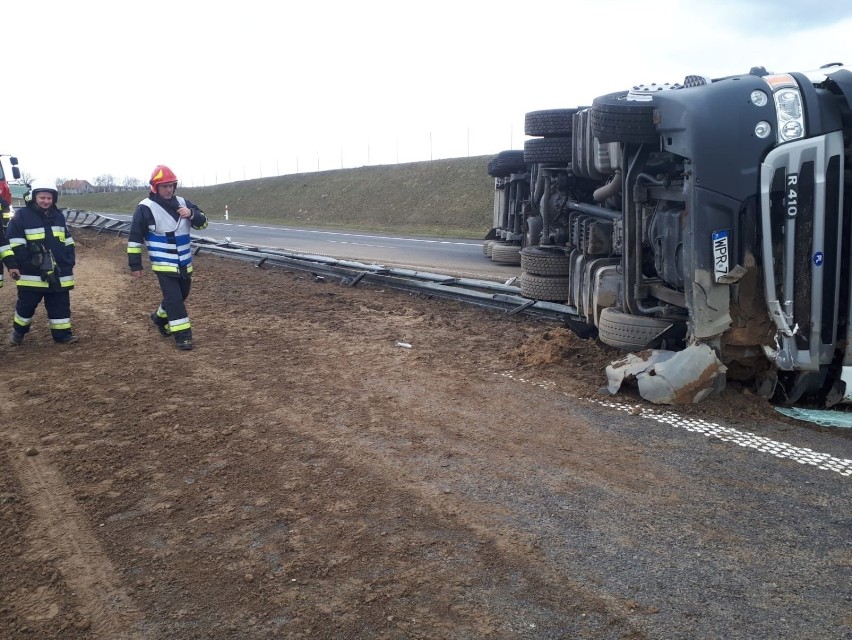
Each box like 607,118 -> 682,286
606,344 -> 727,405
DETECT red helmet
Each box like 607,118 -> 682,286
149,165 -> 178,192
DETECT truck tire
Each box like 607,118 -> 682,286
597,307 -> 676,351
523,137 -> 572,164
486,240 -> 509,258
524,109 -> 578,137
519,272 -> 572,301
491,243 -> 521,265
487,150 -> 526,177
520,246 -> 571,276
590,91 -> 658,144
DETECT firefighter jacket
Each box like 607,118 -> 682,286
0,213 -> 18,287
127,194 -> 208,276
6,202 -> 74,291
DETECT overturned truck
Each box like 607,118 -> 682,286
486,63 -> 852,406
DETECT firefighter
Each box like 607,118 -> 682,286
7,180 -> 77,345
0,193 -> 12,232
0,200 -> 20,290
128,165 -> 208,351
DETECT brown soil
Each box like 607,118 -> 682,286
1,232 -> 848,640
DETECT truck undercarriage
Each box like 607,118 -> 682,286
486,64 -> 852,407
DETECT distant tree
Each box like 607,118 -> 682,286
122,176 -> 143,190
55,177 -> 65,190
19,171 -> 33,185
94,174 -> 116,192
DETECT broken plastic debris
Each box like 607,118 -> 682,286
395,341 -> 412,349
774,407 -> 852,429
606,344 -> 727,405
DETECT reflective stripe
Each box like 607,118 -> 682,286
65,237 -> 75,246
169,316 -> 191,332
49,317 -> 72,330
24,228 -> 46,241
14,312 -> 33,327
51,226 -> 66,242
17,275 -> 48,288
8,237 -> 25,247
59,275 -> 75,288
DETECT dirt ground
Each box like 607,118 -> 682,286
0,231 -> 849,640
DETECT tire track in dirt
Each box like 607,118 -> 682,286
3,432 -> 144,638
0,242 -> 147,638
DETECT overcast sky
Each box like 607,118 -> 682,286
5,0 -> 851,189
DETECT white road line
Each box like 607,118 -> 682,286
498,371 -> 852,478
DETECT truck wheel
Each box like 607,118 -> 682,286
524,109 -> 578,137
590,91 -> 658,144
486,240 -> 509,258
491,243 -> 521,265
519,272 -> 572,301
597,307 -> 681,351
487,150 -> 526,177
520,246 -> 571,276
523,137 -> 572,164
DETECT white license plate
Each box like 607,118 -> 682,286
712,230 -> 730,282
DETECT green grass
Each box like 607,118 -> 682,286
59,156 -> 496,239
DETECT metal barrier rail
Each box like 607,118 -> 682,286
65,210 -> 577,322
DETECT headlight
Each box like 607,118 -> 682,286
762,74 -> 806,144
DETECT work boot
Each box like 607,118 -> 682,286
8,329 -> 24,346
175,337 -> 193,351
150,312 -> 170,337
54,334 -> 79,344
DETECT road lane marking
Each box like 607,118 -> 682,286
498,371 -> 852,478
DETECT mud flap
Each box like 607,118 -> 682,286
606,344 -> 727,405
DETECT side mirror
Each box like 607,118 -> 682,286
12,167 -> 20,180
9,157 -> 18,165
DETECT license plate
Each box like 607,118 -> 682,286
712,230 -> 730,282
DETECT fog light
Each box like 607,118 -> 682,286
754,121 -> 772,138
750,90 -> 768,107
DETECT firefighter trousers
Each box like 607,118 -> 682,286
155,272 -> 192,340
13,288 -> 73,340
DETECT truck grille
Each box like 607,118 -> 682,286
760,132 -> 845,371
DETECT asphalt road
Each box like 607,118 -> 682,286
104,213 -> 517,281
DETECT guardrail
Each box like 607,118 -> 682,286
64,209 -> 577,322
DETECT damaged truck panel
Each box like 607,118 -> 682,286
486,64 -> 852,407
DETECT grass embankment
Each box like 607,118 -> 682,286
60,156 -> 496,238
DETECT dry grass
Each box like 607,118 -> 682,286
60,156 -> 496,238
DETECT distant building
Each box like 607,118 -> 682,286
59,179 -> 94,195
